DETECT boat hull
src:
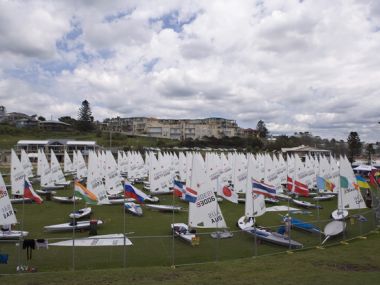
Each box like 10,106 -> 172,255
44,220 -> 103,232
50,234 -> 133,246
145,204 -> 182,212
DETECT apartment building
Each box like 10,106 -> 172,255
102,117 -> 239,140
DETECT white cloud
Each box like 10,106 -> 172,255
0,0 -> 380,142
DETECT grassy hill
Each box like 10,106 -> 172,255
0,124 -> 179,150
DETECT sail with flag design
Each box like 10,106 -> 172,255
316,176 -> 335,192
24,179 -> 43,204
74,180 -> 98,205
252,179 -> 277,198
124,180 -> 149,203
218,184 -> 238,204
356,175 -> 370,189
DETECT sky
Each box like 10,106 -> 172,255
0,0 -> 379,142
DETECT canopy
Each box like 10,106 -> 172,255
353,165 -> 376,172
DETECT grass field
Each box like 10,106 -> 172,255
0,176 -> 378,276
1,229 -> 380,284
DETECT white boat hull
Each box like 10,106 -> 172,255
50,234 -> 133,247
69,207 -> 92,219
292,199 -> 320,209
0,230 -> 29,240
124,202 -> 143,216
313,194 -> 335,201
52,196 -> 82,203
331,209 -> 349,220
10,198 -> 32,204
44,220 -> 103,232
171,223 -> 198,244
145,204 -> 182,212
322,220 -> 346,244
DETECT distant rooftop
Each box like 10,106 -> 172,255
17,139 -> 96,146
281,145 -> 330,153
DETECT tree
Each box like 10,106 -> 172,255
77,100 -> 94,131
366,143 -> 374,165
37,116 -> 46,121
256,120 -> 268,139
347,132 -> 362,163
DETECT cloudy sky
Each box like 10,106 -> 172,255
0,0 -> 379,142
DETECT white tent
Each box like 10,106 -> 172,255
353,165 -> 376,172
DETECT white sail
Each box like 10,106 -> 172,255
10,149 -> 40,202
148,152 -> 172,194
105,151 -> 123,195
245,155 -> 266,217
86,151 -> 109,205
232,153 -> 247,194
20,149 -> 33,178
39,150 -> 54,188
205,152 -> 221,193
37,148 -> 44,177
50,150 -> 67,185
264,153 -> 282,193
76,150 -> 88,179
188,154 -> 227,228
338,156 -> 366,210
0,172 -> 17,225
64,150 -> 75,174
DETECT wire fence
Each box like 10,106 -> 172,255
1,207 -> 379,274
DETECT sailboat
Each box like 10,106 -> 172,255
64,150 -> 76,175
39,150 -> 64,190
171,153 -> 227,245
11,149 -> 43,204
331,156 -> 366,220
0,171 -> 28,239
238,157 -> 303,249
50,150 -> 71,186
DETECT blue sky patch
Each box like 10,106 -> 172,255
150,10 -> 197,33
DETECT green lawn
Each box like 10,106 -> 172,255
0,177 -> 378,277
1,230 -> 380,285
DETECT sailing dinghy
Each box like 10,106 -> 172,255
331,156 -> 366,220
171,154 -> 227,245
0,172 -> 28,239
52,196 -> 82,203
124,202 -> 143,216
292,199 -> 321,209
243,226 -> 303,249
50,234 -> 133,247
322,220 -> 346,244
44,220 -> 103,232
69,207 -> 92,219
145,204 -> 182,212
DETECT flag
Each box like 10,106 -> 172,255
173,180 -> 186,198
23,179 -> 43,204
369,171 -> 380,188
184,187 -> 197,203
317,176 -> 335,192
173,180 -> 197,203
374,171 -> 380,185
218,185 -> 238,204
252,179 -> 277,198
124,180 -> 147,203
340,176 -> 349,188
356,175 -> 370,189
294,180 -> 309,197
74,180 -> 98,205
287,176 -> 309,196
287,176 -> 293,191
